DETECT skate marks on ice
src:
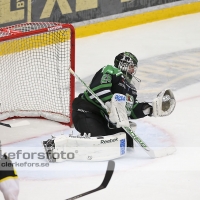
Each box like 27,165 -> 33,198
137,48 -> 200,101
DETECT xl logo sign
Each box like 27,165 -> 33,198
0,0 -> 26,24
0,0 -> 99,25
0,0 -> 131,26
41,0 -> 98,19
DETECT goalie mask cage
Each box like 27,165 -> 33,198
0,22 -> 75,126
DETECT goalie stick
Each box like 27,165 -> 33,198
0,122 -> 12,128
66,160 -> 115,200
0,120 -> 30,128
69,68 -> 176,158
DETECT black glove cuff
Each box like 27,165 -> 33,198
142,103 -> 153,116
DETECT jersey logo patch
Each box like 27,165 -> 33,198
126,94 -> 134,116
126,94 -> 134,102
101,74 -> 112,84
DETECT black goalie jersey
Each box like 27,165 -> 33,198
73,65 -> 147,120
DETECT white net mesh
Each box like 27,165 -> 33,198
0,22 -> 75,124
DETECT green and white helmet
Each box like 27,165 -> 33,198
114,52 -> 138,82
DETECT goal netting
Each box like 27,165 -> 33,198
0,22 -> 75,126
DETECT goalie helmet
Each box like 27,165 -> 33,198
114,52 -> 138,82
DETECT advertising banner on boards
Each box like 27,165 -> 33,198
0,0 -> 182,27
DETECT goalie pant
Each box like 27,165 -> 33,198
72,98 -> 133,147
0,154 -> 19,200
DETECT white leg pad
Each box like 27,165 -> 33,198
43,132 -> 127,162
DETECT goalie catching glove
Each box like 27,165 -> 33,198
105,94 -> 129,128
152,89 -> 176,117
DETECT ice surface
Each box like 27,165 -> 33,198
0,13 -> 200,200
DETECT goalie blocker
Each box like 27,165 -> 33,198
43,132 -> 127,162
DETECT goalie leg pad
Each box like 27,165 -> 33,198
43,132 -> 127,162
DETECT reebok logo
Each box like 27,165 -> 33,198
77,109 -> 88,113
101,138 -> 118,144
48,26 -> 62,32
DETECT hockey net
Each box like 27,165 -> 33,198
0,22 -> 75,126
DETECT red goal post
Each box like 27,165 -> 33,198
0,22 -> 75,126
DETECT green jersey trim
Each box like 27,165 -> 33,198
130,103 -> 138,119
91,83 -> 112,92
102,65 -> 122,77
84,91 -> 107,112
101,94 -> 113,102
